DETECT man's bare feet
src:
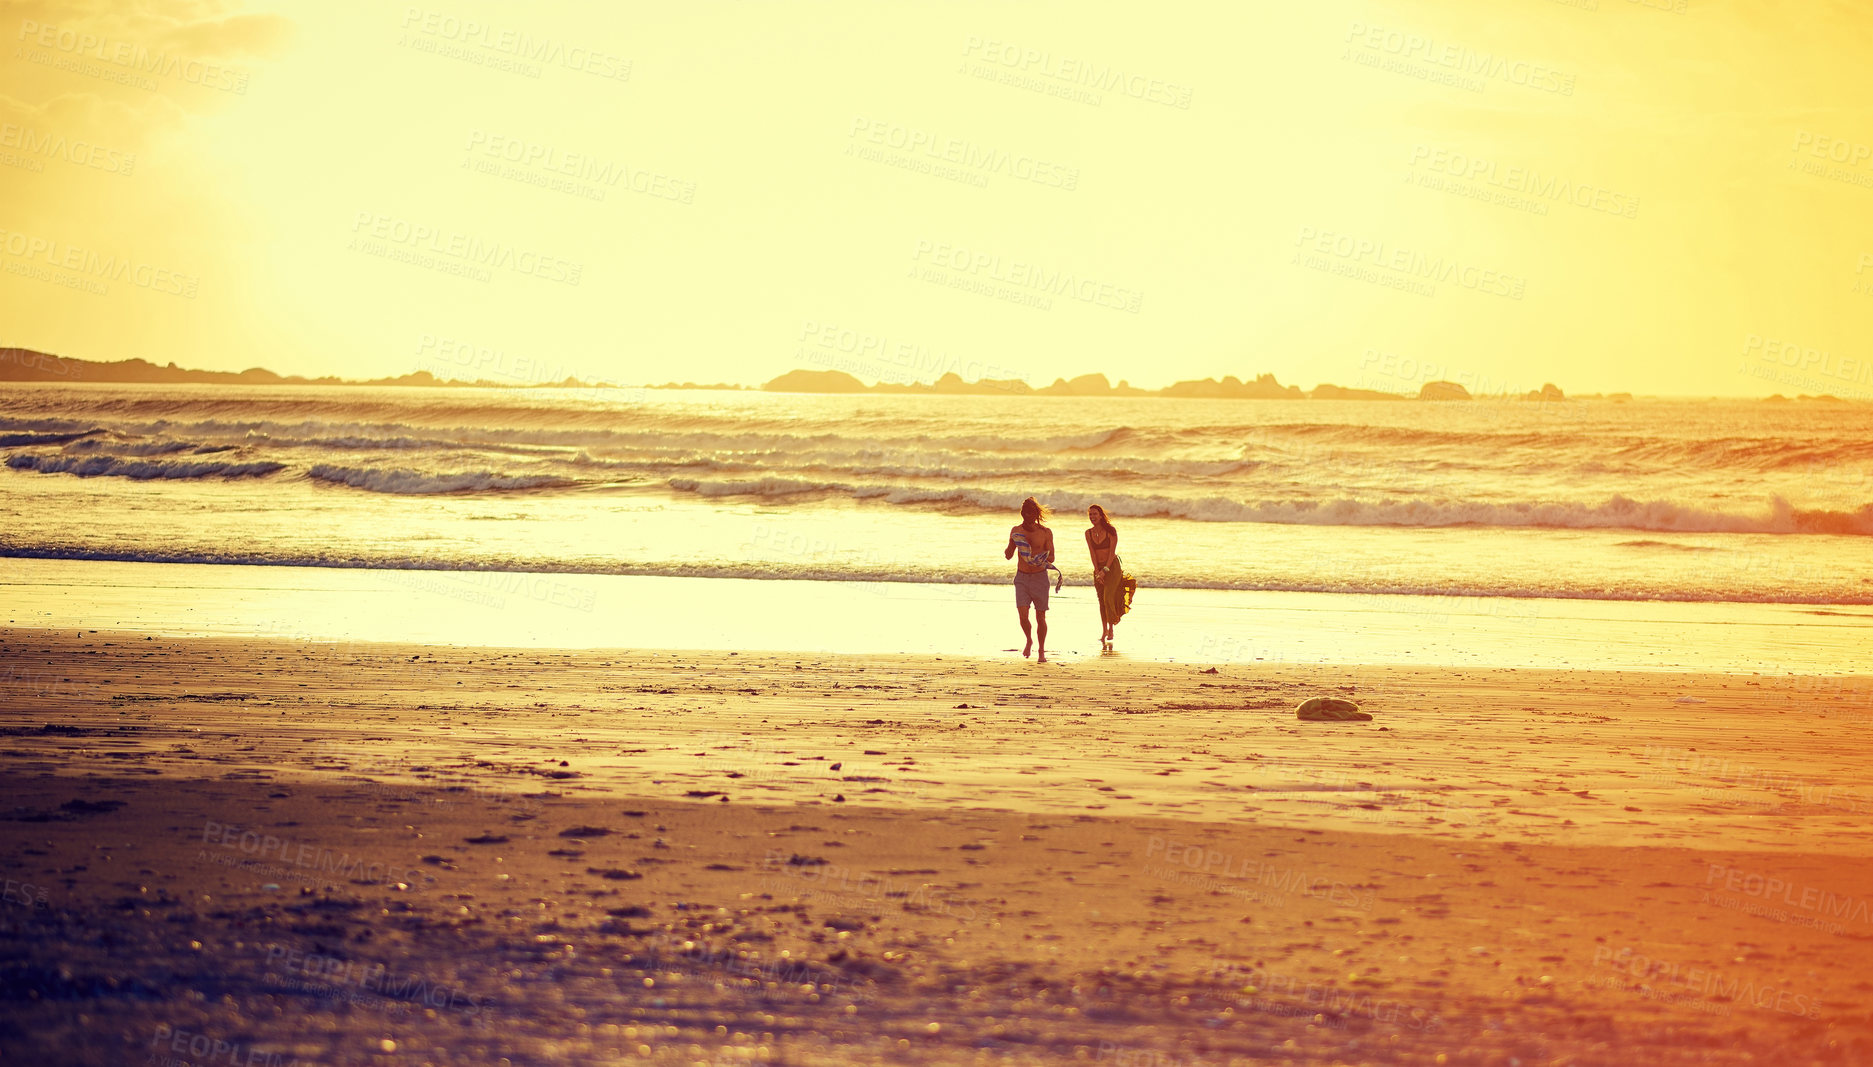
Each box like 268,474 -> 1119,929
1037,651 -> 1048,663
1023,637 -> 1033,658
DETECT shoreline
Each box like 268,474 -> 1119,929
4,557 -> 1870,674
10,544 -> 1873,607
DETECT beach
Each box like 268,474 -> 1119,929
4,624 -> 1871,1065
10,0 -> 1873,1060
4,386 -> 1871,1063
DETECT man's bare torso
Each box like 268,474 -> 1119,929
1011,522 -> 1054,574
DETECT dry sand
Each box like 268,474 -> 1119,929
2,628 -> 1871,1065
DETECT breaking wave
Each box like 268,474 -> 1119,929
5,454 -> 286,479
305,464 -> 577,494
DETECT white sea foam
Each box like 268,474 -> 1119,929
306,464 -> 576,494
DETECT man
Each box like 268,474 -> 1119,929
1004,497 -> 1058,662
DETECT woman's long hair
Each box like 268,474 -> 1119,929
1088,503 -> 1115,535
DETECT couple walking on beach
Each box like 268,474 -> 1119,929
1004,497 -> 1135,662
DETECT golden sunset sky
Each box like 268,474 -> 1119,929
2,0 -> 1869,396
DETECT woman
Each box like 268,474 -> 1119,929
1085,504 -> 1134,648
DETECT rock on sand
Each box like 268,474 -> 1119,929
1296,696 -> 1372,721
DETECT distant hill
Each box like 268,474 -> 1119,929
1311,383 -> 1407,401
0,348 -> 746,391
0,349 -> 451,387
764,367 -> 1416,400
1160,373 -> 1303,399
760,369 -> 869,393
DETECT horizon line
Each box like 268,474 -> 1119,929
0,347 -> 1858,403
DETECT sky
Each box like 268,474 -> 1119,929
1,0 -> 1870,397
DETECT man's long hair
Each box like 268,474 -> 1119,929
1021,497 -> 1050,525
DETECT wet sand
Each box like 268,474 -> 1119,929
6,555 -> 1870,674
2,628 -> 1871,1064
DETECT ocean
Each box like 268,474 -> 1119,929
1,383 -> 1868,607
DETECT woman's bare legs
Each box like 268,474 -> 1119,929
1097,575 -> 1115,646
